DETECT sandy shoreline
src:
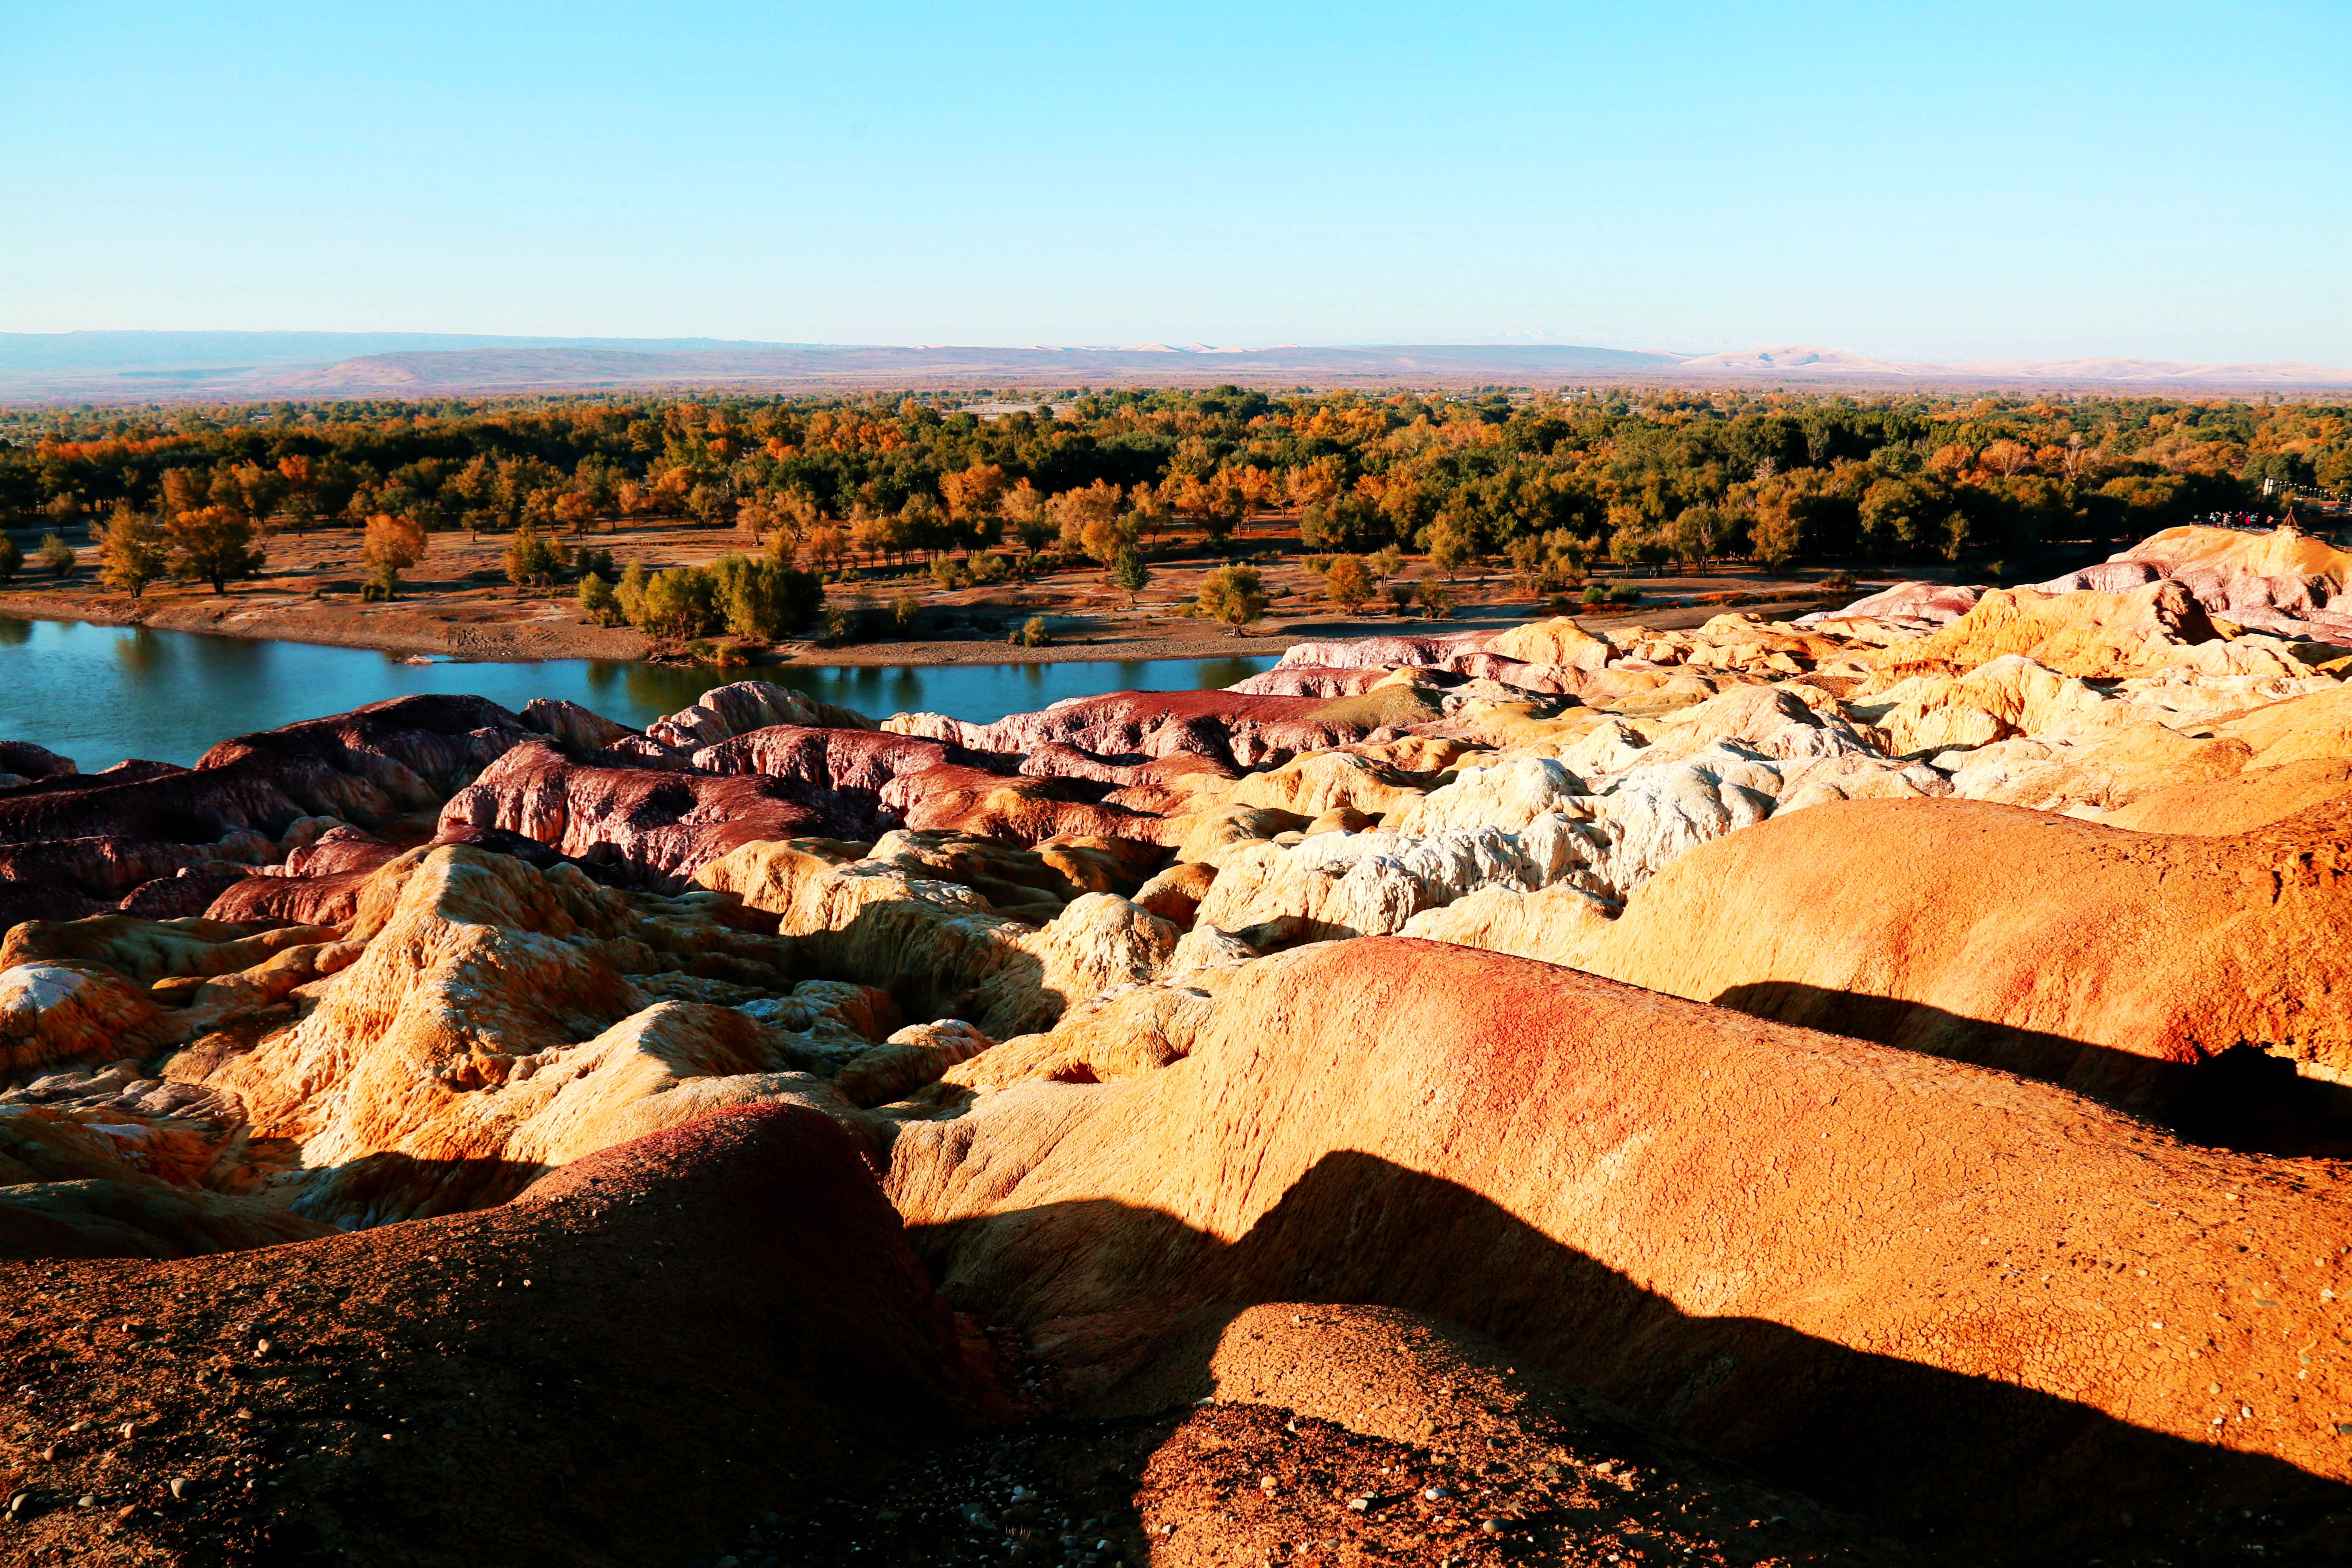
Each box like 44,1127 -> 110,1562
0,588 -> 1826,671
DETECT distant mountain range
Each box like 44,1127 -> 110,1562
1,332 -> 2345,401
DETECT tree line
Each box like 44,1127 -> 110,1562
4,386 -> 2345,593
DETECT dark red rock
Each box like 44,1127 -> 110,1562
202,827 -> 408,925
898,685 -> 1448,769
118,864 -> 259,919
0,697 -> 531,927
436,739 -> 884,890
881,763 -> 1184,848
0,741 -> 78,784
689,724 -> 978,800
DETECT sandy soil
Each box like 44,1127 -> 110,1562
0,516 -> 1849,668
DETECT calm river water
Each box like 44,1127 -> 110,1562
0,616 -> 1274,770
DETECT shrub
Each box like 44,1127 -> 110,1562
0,536 -> 19,584
1416,579 -> 1455,620
36,534 -> 75,577
892,591 -> 922,635
1011,615 -> 1051,647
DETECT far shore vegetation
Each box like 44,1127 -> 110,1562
1,386 -> 2343,652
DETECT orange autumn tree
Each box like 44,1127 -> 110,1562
362,512 -> 429,597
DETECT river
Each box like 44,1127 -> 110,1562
0,616 -> 1275,770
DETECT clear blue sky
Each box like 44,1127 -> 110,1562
4,1 -> 2346,363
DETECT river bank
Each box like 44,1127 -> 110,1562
0,583 -> 1830,669
3,514 -> 1854,668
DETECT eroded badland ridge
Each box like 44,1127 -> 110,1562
12,525 -> 2352,1564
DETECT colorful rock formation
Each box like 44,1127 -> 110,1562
9,524 -> 2352,1562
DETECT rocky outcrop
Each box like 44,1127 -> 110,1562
1818,580 -> 1982,626
1272,630 -> 1495,670
0,740 -> 77,789
2105,523 -> 2352,620
888,938 -> 2352,1557
0,1104 -> 1004,1565
689,723 -> 964,796
643,680 -> 874,748
882,764 -> 1183,847
436,738 -> 882,889
693,839 -> 1175,1039
201,824 -> 407,924
12,527 -> 2352,1566
519,695 -> 639,750
1557,791 -> 2352,1125
0,696 -> 532,925
886,685 -> 1450,769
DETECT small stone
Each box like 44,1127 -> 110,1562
1423,1487 -> 1452,1502
1348,1497 -> 1371,1512
77,1495 -> 97,1508
714,1558 -> 739,1568
1480,1518 -> 1505,1534
168,1478 -> 188,1500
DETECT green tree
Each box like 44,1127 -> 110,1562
1669,506 -> 1721,570
578,572 -> 619,626
504,523 -> 565,589
636,566 -> 719,641
1420,513 -> 1477,581
35,534 -> 76,577
616,561 -> 652,625
1112,546 -> 1151,607
710,554 -> 823,640
0,535 -> 20,585
97,506 -> 168,597
1196,564 -> 1267,633
166,506 -> 264,594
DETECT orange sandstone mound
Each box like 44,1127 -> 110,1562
889,938 -> 2352,1560
1559,790 -> 2352,1130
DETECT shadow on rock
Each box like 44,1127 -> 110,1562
913,1149 -> 2352,1565
1713,979 -> 2352,1157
